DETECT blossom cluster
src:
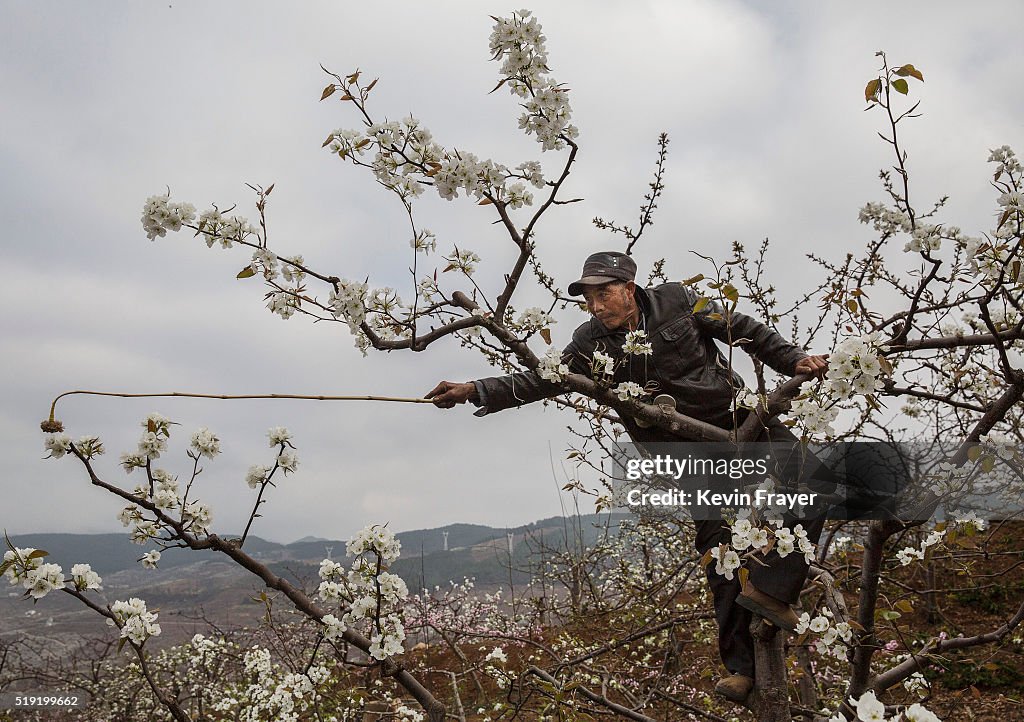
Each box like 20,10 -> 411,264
197,207 -> 259,249
979,431 -> 1018,461
211,646 -> 331,722
513,306 -> 555,334
795,607 -> 853,660
317,525 -> 408,660
141,194 -> 196,240
622,329 -> 652,356
107,597 -> 162,646
787,394 -> 840,437
488,10 -> 579,151
2,548 -> 67,600
731,517 -> 816,565
709,544 -> 741,580
825,332 -> 888,399
832,690 -> 940,722
537,346 -> 569,382
895,527 -> 943,566
190,426 -> 221,459
857,201 -> 975,255
592,350 -> 615,377
613,381 -> 644,401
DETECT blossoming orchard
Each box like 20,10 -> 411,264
5,8 -> 1024,722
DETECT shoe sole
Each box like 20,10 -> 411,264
736,594 -> 798,631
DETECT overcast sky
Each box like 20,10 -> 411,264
2,1 -> 1022,544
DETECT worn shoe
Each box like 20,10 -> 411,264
736,580 -> 800,631
714,673 -> 754,703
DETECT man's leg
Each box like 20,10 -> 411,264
695,518 -> 755,678
747,514 -> 827,606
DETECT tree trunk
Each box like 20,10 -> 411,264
749,619 -> 791,722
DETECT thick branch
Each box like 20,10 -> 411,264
870,597 -> 1024,691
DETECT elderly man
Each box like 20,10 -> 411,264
427,251 -> 828,702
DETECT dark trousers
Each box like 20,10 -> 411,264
694,417 -> 831,677
695,514 -> 826,677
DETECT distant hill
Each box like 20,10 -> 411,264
9,513 -> 626,577
3,513 -> 628,646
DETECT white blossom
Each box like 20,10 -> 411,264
515,307 -> 554,333
613,382 -> 644,401
904,702 -> 941,722
190,427 -> 221,459
321,613 -> 347,641
592,350 -> 615,377
246,464 -> 269,489
43,433 -> 71,459
108,597 -> 161,645
537,347 -> 569,382
622,329 -> 653,356
710,546 -> 741,580
24,563 -> 65,600
277,450 -> 299,474
267,427 -> 293,446
849,690 -> 885,722
70,563 -> 102,591
484,647 -> 508,664
141,194 -> 196,240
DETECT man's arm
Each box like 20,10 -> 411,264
427,332 -> 590,414
426,370 -> 570,415
685,286 -> 823,377
425,381 -> 478,408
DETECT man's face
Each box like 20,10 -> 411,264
582,281 -> 638,331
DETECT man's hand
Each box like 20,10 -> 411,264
794,354 -> 829,378
426,381 -> 478,408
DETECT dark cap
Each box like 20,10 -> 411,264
567,251 -> 637,296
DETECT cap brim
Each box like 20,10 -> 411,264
568,275 -> 620,296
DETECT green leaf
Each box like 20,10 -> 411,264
967,445 -> 983,462
892,78 -> 909,95
27,549 -> 49,560
722,284 -> 739,304
237,266 -> 256,279
692,297 -> 710,314
980,455 -> 996,474
879,610 -> 902,621
681,274 -> 705,285
864,78 -> 881,102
